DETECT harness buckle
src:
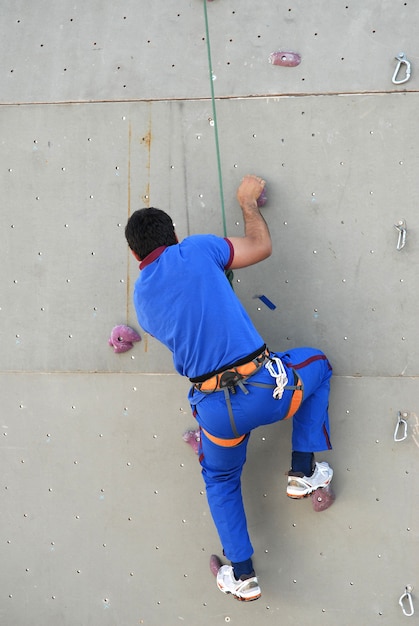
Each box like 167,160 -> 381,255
219,370 -> 243,393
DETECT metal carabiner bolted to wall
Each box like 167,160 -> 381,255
399,585 -> 415,617
394,411 -> 409,442
394,219 -> 407,250
392,53 -> 411,85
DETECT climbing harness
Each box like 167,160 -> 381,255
191,346 -> 269,392
191,348 -> 304,441
191,347 -> 269,438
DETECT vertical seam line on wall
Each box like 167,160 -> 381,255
126,120 -> 132,322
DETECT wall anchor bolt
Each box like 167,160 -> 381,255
394,411 -> 409,442
399,585 -> 414,617
392,53 -> 411,85
394,219 -> 407,250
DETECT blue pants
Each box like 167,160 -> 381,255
188,347 -> 332,563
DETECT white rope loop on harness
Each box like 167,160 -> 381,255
264,356 -> 288,399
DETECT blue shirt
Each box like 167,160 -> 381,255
133,234 -> 264,378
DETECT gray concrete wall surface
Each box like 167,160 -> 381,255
1,1 -> 418,625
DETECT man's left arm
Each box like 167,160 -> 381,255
227,174 -> 272,269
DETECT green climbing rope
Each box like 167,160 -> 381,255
203,2 -> 235,290
203,1 -> 227,238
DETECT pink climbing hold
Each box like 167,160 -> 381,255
183,428 -> 201,454
311,483 -> 335,512
269,51 -> 301,67
210,554 -> 223,577
257,187 -> 268,207
108,325 -> 141,353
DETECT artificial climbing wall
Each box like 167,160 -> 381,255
1,1 -> 418,625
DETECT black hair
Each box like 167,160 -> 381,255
125,207 -> 177,259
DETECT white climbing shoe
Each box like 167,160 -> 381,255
287,461 -> 333,498
216,565 -> 261,601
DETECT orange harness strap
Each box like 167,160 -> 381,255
195,349 -> 269,393
201,427 -> 247,448
284,376 -> 303,420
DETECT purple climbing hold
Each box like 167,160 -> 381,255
269,51 -> 301,67
311,483 -> 335,512
257,187 -> 268,207
210,554 -> 223,577
183,428 -> 201,454
108,325 -> 141,353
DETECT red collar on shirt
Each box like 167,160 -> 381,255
139,246 -> 168,270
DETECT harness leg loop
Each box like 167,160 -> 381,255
222,387 -> 240,438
